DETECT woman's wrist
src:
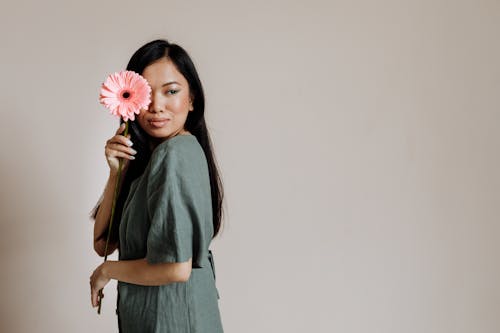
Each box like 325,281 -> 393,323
109,170 -> 121,181
101,261 -> 112,279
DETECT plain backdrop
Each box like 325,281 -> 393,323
0,0 -> 499,332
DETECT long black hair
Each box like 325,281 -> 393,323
90,39 -> 225,246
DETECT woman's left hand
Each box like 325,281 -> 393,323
90,262 -> 111,308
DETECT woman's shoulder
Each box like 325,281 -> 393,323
150,134 -> 207,172
145,134 -> 210,194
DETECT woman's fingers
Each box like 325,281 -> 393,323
108,133 -> 133,148
91,289 -> 103,308
115,122 -> 126,135
107,150 -> 136,161
105,125 -> 135,171
106,142 -> 137,158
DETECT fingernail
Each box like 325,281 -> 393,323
131,149 -> 137,154
130,156 -> 135,160
127,140 -> 133,146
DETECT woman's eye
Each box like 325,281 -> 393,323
166,89 -> 179,95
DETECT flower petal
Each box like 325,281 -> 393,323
99,70 -> 152,120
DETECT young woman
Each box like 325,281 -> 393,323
89,39 -> 225,332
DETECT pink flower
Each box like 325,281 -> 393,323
99,70 -> 151,121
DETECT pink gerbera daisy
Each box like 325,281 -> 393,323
99,70 -> 151,121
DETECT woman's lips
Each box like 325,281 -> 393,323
149,119 -> 170,128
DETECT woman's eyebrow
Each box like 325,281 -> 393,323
162,81 -> 181,87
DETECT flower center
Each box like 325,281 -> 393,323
122,91 -> 131,99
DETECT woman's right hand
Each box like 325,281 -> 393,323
105,123 -> 137,174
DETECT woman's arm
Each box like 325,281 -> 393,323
90,258 -> 192,307
106,257 -> 192,285
93,170 -> 120,256
93,123 -> 136,256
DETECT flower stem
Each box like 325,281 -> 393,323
97,120 -> 129,315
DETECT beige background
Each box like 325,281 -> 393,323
0,0 -> 499,332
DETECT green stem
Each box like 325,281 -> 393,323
97,120 -> 129,315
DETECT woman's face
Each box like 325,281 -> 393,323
138,57 -> 194,142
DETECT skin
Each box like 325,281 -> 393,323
138,57 -> 194,150
90,57 -> 195,309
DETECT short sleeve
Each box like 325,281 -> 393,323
145,142 -> 212,268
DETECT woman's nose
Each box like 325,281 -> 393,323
149,96 -> 164,113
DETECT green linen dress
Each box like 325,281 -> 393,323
116,133 -> 223,333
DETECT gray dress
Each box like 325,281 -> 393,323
116,134 -> 223,333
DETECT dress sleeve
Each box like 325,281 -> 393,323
145,144 -> 211,268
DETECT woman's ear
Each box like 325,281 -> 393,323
189,100 -> 194,111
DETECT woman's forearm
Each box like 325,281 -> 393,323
102,258 -> 192,286
93,171 -> 120,255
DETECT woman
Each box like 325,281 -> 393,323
89,39 -> 225,333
